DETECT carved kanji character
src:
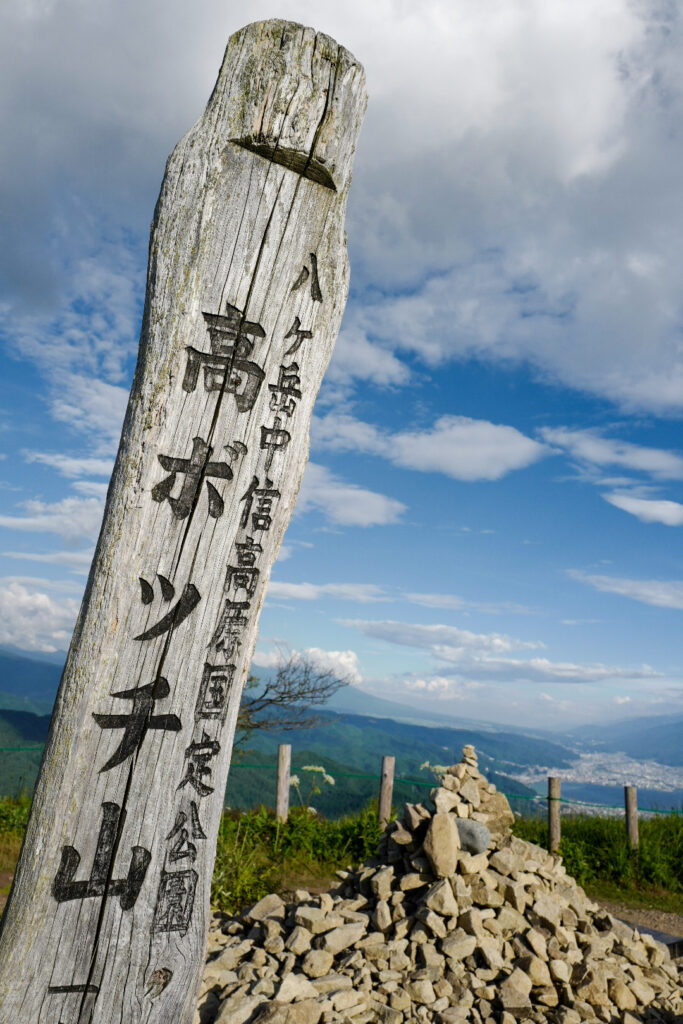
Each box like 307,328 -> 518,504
152,436 -> 235,519
283,317 -> 312,357
153,869 -> 198,935
239,477 -> 280,532
177,731 -> 220,797
134,583 -> 201,642
93,677 -> 181,773
291,253 -> 322,302
235,535 -> 262,567
225,565 -> 259,601
183,302 -> 266,412
269,362 -> 302,416
166,801 -> 206,862
52,802 -> 151,911
196,662 -> 235,721
260,416 -> 291,472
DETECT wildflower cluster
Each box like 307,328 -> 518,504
290,764 -> 336,812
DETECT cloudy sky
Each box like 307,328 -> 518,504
1,0 -> 682,728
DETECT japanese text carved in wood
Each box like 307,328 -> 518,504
0,19 -> 366,1024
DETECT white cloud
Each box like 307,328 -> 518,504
252,645 -> 362,685
539,427 -> 683,480
392,417 -> 547,480
268,581 -> 388,603
297,463 -> 405,527
3,1 -> 683,416
343,619 -> 543,655
25,451 -> 115,478
2,549 -> 94,574
569,570 -> 683,610
313,413 -> 548,481
304,647 -> 362,685
603,492 -> 683,526
345,617 -> 660,685
0,495 -> 104,545
3,238 -> 139,453
0,579 -> 79,652
406,592 -> 533,615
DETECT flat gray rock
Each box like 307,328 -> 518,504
456,818 -> 491,854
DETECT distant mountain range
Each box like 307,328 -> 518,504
0,647 -> 681,813
571,714 -> 683,769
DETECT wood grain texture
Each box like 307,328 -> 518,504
0,20 -> 366,1024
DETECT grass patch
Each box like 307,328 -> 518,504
512,812 -> 683,894
211,803 -> 383,915
0,796 -> 29,876
0,834 -> 22,876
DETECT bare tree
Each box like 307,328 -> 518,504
236,650 -> 349,744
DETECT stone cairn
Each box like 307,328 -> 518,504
196,746 -> 682,1024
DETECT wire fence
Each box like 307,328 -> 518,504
226,761 -> 680,816
2,748 -> 680,816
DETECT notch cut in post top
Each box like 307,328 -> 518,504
213,19 -> 367,195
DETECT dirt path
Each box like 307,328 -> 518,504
596,896 -> 683,941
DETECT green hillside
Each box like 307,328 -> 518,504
0,650 -> 62,705
0,702 -> 544,812
238,709 -> 574,775
0,710 -> 50,796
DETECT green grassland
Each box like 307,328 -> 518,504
1,794 -> 681,918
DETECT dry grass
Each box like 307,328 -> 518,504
0,834 -> 22,876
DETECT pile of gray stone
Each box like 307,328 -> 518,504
195,746 -> 682,1024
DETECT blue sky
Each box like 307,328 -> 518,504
0,0 -> 682,728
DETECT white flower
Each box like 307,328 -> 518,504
289,775 -> 300,788
307,806 -> 317,815
323,773 -> 335,787
302,765 -> 325,773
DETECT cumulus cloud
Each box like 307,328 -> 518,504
252,645 -> 362,685
297,463 -> 405,527
3,0 -> 683,418
603,493 -> 683,526
0,579 -> 79,652
569,570 -> 683,610
313,413 -> 548,481
304,647 -> 362,685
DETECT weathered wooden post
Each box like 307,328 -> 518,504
378,754 -> 395,828
625,785 -> 639,849
276,743 -> 291,823
548,776 -> 561,854
0,20 -> 366,1024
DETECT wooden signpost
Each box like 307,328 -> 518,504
0,20 -> 366,1023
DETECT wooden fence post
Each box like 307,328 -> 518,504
378,755 -> 395,829
0,21 -> 366,1024
625,785 -> 639,849
548,776 -> 561,854
276,745 -> 291,823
